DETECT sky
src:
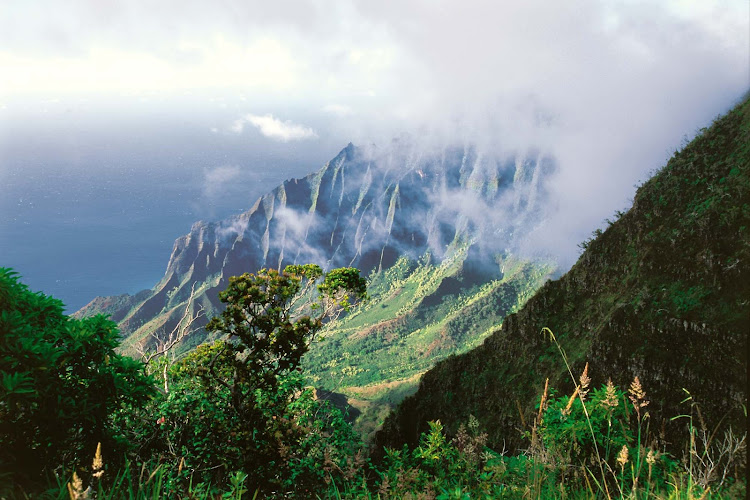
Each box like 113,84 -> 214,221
1,0 -> 748,308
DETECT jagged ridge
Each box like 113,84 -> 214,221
77,143 -> 554,357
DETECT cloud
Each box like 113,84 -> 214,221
344,0 -> 748,266
273,205 -> 331,267
274,204 -> 312,239
217,215 -> 249,240
229,119 -> 246,134
3,0 -> 747,269
230,113 -> 318,141
203,165 -> 241,199
323,104 -> 353,116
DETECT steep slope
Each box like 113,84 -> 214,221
305,250 -> 555,438
76,143 -> 556,413
377,96 -> 750,454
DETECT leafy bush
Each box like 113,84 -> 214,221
0,268 -> 154,492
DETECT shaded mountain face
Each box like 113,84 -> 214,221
77,142 -> 554,356
376,96 -> 750,456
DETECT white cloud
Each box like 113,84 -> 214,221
323,104 -> 353,116
203,165 -> 241,199
231,113 -> 318,141
274,205 -> 329,266
229,118 -> 246,134
217,216 -> 249,240
2,0 -> 747,266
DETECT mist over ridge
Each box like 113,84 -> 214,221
2,0 -> 747,312
74,138 -> 563,356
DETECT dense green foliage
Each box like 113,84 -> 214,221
1,265 -> 369,497
37,365 -> 747,498
0,268 -> 154,492
113,342 -> 365,496
115,264 -> 368,495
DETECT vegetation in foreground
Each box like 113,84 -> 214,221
1,267 -> 745,499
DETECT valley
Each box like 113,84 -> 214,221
5,96 -> 747,498
76,143 -> 558,437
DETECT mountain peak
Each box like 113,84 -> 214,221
79,141 -> 555,356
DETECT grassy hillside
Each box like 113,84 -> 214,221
377,94 -> 750,457
303,248 -> 555,438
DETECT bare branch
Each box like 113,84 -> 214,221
137,283 -> 207,393
288,275 -> 319,312
140,283 -> 205,366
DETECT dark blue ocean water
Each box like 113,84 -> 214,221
0,164 -> 311,313
0,104 -> 342,312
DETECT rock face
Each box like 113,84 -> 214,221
77,142 -> 554,354
376,96 -> 750,455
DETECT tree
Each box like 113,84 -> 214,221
131,265 -> 368,493
204,265 -> 367,405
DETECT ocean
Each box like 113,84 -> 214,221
0,103 -> 342,312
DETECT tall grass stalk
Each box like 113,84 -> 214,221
541,327 -> 612,499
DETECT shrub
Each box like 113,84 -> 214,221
0,268 -> 154,492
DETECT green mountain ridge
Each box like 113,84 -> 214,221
76,143 -> 554,358
376,94 -> 750,456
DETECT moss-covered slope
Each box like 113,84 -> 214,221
377,95 -> 750,454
